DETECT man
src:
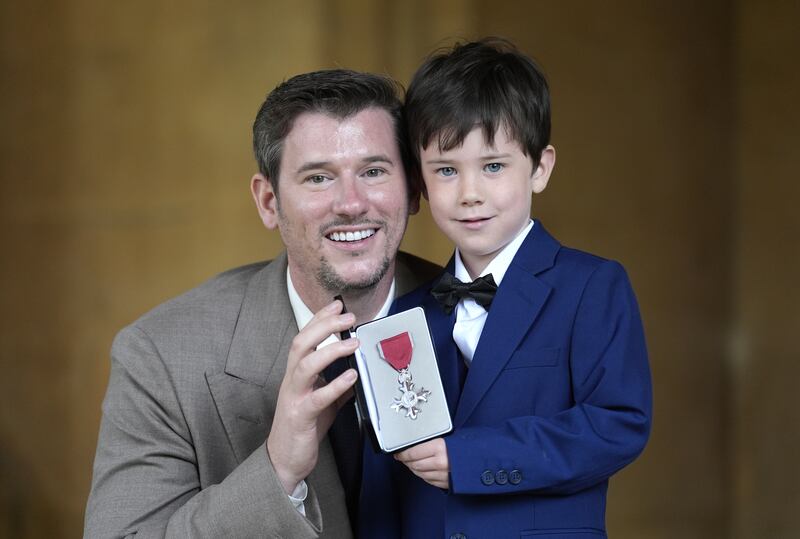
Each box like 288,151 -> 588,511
84,69 -> 439,538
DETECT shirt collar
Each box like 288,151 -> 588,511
454,219 -> 534,286
287,268 -> 395,335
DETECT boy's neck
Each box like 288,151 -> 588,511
457,219 -> 534,282
461,256 -> 492,281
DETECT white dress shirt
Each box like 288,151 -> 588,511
453,220 -> 534,364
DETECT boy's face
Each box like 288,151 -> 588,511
420,127 -> 554,277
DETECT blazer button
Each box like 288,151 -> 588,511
480,470 -> 495,486
450,534 -> 467,539
509,469 -> 523,485
495,469 -> 509,485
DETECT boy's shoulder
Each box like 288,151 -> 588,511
393,224 -> 631,313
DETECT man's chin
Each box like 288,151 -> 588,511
317,257 -> 392,293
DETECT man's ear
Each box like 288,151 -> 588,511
250,173 -> 279,229
531,145 -> 556,194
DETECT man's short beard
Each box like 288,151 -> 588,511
317,254 -> 392,295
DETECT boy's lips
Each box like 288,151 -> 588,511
457,216 -> 493,230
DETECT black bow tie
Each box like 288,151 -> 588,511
431,272 -> 498,314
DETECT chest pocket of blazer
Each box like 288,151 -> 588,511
504,347 -> 560,369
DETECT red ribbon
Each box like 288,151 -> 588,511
377,332 -> 413,371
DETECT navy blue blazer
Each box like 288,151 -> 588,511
359,222 -> 652,539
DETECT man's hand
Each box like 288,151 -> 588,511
267,300 -> 359,494
394,437 -> 450,489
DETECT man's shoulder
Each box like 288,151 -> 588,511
116,259 -> 286,357
394,265 -> 447,313
138,261 -> 269,325
394,251 -> 442,296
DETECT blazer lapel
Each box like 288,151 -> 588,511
206,252 -> 299,463
414,257 -> 462,415
454,223 -> 561,427
421,292 -> 462,415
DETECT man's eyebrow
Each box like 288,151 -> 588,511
361,154 -> 394,165
295,155 -> 395,175
296,161 -> 332,174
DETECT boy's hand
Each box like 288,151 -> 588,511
394,437 -> 450,489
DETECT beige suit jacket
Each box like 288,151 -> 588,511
84,251 -> 440,538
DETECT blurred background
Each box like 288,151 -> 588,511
1,1 -> 798,537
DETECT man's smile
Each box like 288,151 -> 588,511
326,228 -> 377,242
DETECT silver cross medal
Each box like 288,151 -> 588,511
390,368 -> 431,420
377,332 -> 431,420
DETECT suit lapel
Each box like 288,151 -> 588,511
421,292 -> 462,415
206,252 -> 299,463
415,257 -> 463,415
454,223 -> 561,427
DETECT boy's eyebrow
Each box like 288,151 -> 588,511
423,158 -> 455,166
481,152 -> 513,160
296,154 -> 395,174
423,152 -> 513,165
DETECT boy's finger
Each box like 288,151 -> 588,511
395,439 -> 439,463
404,456 -> 444,473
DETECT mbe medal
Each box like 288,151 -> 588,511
377,332 -> 431,420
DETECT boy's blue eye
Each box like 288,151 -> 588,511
437,167 -> 457,177
364,168 -> 385,178
307,174 -> 328,184
484,163 -> 504,173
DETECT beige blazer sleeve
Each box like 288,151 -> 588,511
84,256 -> 350,538
84,251 -> 439,538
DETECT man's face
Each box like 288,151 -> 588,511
255,107 -> 414,295
420,127 -> 551,277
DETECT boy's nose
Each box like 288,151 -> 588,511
458,173 -> 484,206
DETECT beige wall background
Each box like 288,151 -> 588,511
1,1 -> 798,537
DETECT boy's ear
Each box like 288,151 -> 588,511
250,173 -> 280,229
531,145 -> 556,194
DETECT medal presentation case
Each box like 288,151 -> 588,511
345,306 -> 452,453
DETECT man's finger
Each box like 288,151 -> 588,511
334,386 -> 355,410
307,368 -> 358,413
293,337 -> 359,386
287,304 -> 355,368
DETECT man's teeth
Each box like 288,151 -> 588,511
328,229 -> 376,242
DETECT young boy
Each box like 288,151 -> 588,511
359,38 -> 652,538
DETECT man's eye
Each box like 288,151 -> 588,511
307,175 -> 328,184
364,168 -> 385,178
437,167 -> 457,177
484,163 -> 504,173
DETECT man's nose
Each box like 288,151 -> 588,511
332,175 -> 368,216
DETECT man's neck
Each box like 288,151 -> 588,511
288,266 -> 395,325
